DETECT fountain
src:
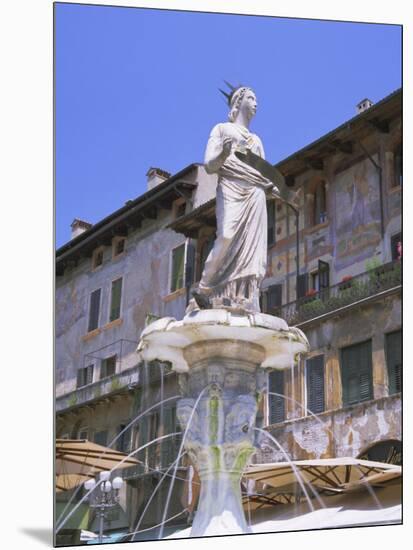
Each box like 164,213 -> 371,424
137,311 -> 308,536
136,83 -> 309,537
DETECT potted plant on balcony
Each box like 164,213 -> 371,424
339,275 -> 353,291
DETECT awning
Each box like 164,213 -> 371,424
243,457 -> 401,496
56,439 -> 140,492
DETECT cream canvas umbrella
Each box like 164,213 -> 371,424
243,457 -> 401,498
56,439 -> 140,492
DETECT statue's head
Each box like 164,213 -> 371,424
228,86 -> 257,122
219,82 -> 257,123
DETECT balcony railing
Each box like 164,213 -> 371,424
272,261 -> 401,326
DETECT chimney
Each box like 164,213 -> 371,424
356,98 -> 374,114
71,218 -> 92,239
146,167 -> 171,190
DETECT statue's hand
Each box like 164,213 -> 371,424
221,137 -> 232,159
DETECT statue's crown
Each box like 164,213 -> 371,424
218,80 -> 245,106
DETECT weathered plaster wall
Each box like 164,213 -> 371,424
260,294 -> 401,461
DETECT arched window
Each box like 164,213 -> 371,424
313,181 -> 327,225
358,440 -> 402,466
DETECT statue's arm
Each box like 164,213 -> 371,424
204,124 -> 232,174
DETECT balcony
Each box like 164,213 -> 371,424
56,365 -> 141,412
274,261 -> 401,326
121,435 -> 184,480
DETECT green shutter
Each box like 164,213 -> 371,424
88,288 -> 101,331
297,273 -> 308,299
341,340 -> 373,406
269,370 -> 285,424
386,330 -> 402,394
171,245 -> 185,292
267,284 -> 282,314
267,200 -> 276,246
110,278 -> 122,322
306,355 -> 325,414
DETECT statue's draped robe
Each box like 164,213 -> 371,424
198,122 -> 271,310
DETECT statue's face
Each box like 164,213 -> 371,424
239,90 -> 257,119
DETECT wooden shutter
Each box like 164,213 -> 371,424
185,240 -> 196,287
391,233 -> 402,261
101,355 -> 116,379
76,369 -> 84,388
171,244 -> 185,292
86,364 -> 94,385
268,370 -> 285,424
267,284 -> 282,314
341,340 -> 373,406
88,288 -> 101,331
386,330 -> 402,394
267,200 -> 276,246
297,273 -> 308,299
110,278 -> 123,322
306,355 -> 325,414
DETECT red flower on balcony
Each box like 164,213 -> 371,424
341,275 -> 353,283
305,288 -> 317,297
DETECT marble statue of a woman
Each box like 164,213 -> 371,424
192,86 -> 279,313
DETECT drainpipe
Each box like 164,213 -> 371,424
349,127 -> 385,237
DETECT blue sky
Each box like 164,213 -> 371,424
55,3 -> 401,247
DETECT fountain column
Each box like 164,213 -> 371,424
137,309 -> 309,537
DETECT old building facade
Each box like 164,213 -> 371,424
56,88 -> 401,536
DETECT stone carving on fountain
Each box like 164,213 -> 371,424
136,83 -> 310,537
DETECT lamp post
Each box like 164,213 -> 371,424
84,472 -> 124,544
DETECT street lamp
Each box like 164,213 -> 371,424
84,472 -> 124,543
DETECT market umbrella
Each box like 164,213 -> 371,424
243,457 -> 401,498
56,439 -> 140,492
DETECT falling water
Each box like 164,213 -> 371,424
125,508 -> 189,539
131,451 -> 188,540
267,392 -> 335,437
158,385 -> 210,540
289,335 -> 296,418
55,393 -> 180,528
254,427 -> 326,512
56,431 -> 182,533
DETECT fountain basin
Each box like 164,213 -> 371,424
137,309 -> 309,372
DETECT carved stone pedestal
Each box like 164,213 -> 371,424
137,309 -> 309,537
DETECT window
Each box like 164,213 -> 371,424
313,182 -> 327,225
112,237 -> 126,258
176,202 -> 186,218
94,430 -> 108,446
77,364 -> 94,388
198,235 -> 214,280
109,278 -> 123,322
268,370 -> 285,424
393,144 -> 402,186
358,440 -> 401,466
391,233 -> 402,261
306,355 -> 325,414
101,355 -> 117,379
310,260 -> 330,299
267,200 -> 276,246
78,427 -> 89,440
116,423 -> 132,453
88,288 -> 101,332
92,247 -> 104,269
265,284 -> 282,315
340,340 -> 373,406
386,330 -> 402,394
297,273 -> 308,299
170,243 -> 186,292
